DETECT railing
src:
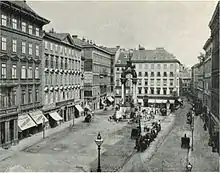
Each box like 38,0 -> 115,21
0,79 -> 19,87
21,102 -> 42,111
0,106 -> 18,115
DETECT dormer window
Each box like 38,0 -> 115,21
28,25 -> 32,34
1,15 -> 7,26
12,18 -> 17,29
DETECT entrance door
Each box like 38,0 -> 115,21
0,122 -> 5,145
9,120 -> 14,142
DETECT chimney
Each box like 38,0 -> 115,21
90,40 -> 93,44
82,37 -> 85,42
72,35 -> 78,38
49,28 -> 55,33
116,46 -> 120,49
87,40 -> 90,44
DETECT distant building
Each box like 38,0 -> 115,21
179,66 -> 192,96
72,37 -> 115,111
0,1 -> 49,148
115,46 -> 181,108
42,30 -> 83,127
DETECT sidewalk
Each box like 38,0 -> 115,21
0,108 -> 113,162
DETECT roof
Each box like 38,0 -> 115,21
132,47 -> 178,61
116,51 -> 130,65
203,37 -> 212,50
209,1 -> 219,28
5,0 -> 50,24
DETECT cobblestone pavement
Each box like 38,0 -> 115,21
123,99 -> 219,172
1,109 -> 130,172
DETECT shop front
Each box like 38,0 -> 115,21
106,96 -> 114,106
48,111 -> 63,128
17,113 -> 37,140
28,110 -> 49,132
74,104 -> 84,118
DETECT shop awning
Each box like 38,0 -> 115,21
75,105 -> 84,113
148,99 -> 156,103
138,99 -> 143,103
29,110 -> 48,125
49,112 -> 63,121
107,96 -> 114,102
170,100 -> 175,104
18,114 -> 37,131
84,105 -> 92,111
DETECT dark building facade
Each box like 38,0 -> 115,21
209,1 -> 219,153
0,1 -> 49,148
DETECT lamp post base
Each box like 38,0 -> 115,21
97,168 -> 101,172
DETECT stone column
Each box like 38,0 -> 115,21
5,121 -> 10,145
121,83 -> 125,104
133,83 -> 137,105
123,83 -> 126,105
13,119 -> 18,144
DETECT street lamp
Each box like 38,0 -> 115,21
186,162 -> 193,172
95,132 -> 104,172
191,111 -> 195,151
42,117 -> 45,139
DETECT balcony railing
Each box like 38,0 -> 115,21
0,79 -> 19,87
0,106 -> 18,115
21,102 -> 42,111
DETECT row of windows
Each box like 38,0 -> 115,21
138,71 -> 174,77
137,87 -> 175,95
116,63 -> 176,72
0,88 -> 39,108
1,14 -> 40,36
93,53 -> 111,67
44,89 -> 80,105
1,63 -> 39,79
1,37 -> 39,56
44,41 -> 81,59
44,73 -> 81,85
45,55 -> 81,70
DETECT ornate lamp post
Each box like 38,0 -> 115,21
42,117 -> 45,139
186,162 -> 193,172
95,132 -> 104,172
191,110 -> 195,151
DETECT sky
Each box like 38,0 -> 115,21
28,0 -> 218,68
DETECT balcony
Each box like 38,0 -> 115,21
21,102 -> 42,111
0,106 -> 18,116
0,79 -> 19,87
56,98 -> 75,107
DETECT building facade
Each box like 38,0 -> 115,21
42,30 -> 83,127
179,67 -> 192,96
115,47 -> 181,108
0,1 -> 49,148
209,1 -> 219,153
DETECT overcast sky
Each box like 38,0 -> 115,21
28,0 -> 218,67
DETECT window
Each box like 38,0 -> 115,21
35,66 -> 39,78
163,88 -> 167,95
21,90 -> 26,104
1,14 -> 7,26
170,64 -> 174,69
169,88 -> 173,94
28,90 -> 32,103
144,72 -> 148,77
11,90 -> 16,106
12,65 -> 17,78
151,72 -> 154,77
163,72 -> 167,77
22,42 -> 26,53
1,64 -> 6,78
138,72 -> 142,77
1,37 -> 6,50
144,79 -> 148,86
150,87 -> 154,94
60,46 -> 63,54
139,64 -> 142,69
170,72 -> 174,77
116,79 -> 120,86
51,56 -> 54,68
12,39 -> 17,52
170,79 -> 174,86
157,79 -> 161,86
45,55 -> 49,68
144,87 -> 148,94
28,25 -> 32,34
64,47 -> 67,54
29,44 -> 32,55
164,64 -> 167,69
150,79 -> 154,86
55,44 -> 58,52
21,22 -> 26,32
12,19 -> 17,29
117,68 -> 119,71
163,79 -> 167,86
157,72 -> 160,77
36,28 -> 39,36
45,41 -> 48,49
55,57 -> 59,69
34,45 -> 39,56
151,64 -> 154,69
157,64 -> 161,69
35,89 -> 39,102
28,66 -> 32,78
157,88 -> 160,95
138,87 -> 142,94
21,65 -> 26,79
144,64 -> 148,69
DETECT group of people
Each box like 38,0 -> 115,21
135,120 -> 161,152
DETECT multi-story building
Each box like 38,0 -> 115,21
209,1 -> 219,153
72,37 -> 115,110
179,66 -> 192,96
0,1 -> 49,148
115,46 -> 181,108
191,63 -> 200,100
42,30 -> 83,127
